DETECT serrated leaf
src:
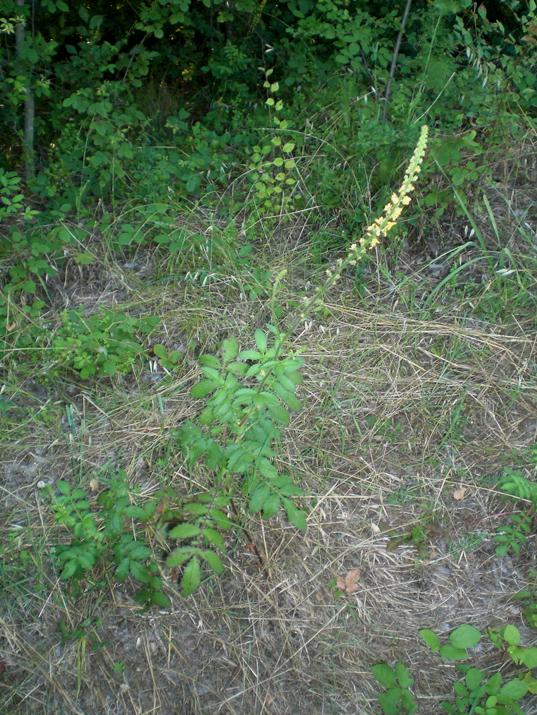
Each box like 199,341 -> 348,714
466,667 -> 484,690
168,523 -> 201,539
209,508 -> 234,530
395,662 -> 413,688
449,624 -> 481,650
222,338 -> 239,362
371,663 -> 397,689
200,366 -> 220,381
239,349 -> 261,361
166,547 -> 196,568
181,556 -> 201,596
191,380 -> 217,398
419,628 -> 441,653
378,688 -> 401,715
283,499 -> 307,531
262,493 -> 280,518
128,543 -> 152,560
256,458 -> 279,479
202,527 -> 225,550
130,561 -> 150,583
499,679 -> 528,700
254,329 -> 267,353
151,590 -> 171,608
115,557 -> 130,581
60,560 -> 78,580
249,485 -> 270,513
74,252 -> 95,265
519,647 -> 537,669
182,502 -> 208,516
440,644 -> 468,661
199,354 -> 221,369
502,624 -> 520,646
200,549 -> 224,574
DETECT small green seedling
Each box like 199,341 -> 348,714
421,624 -> 533,713
371,661 -> 417,714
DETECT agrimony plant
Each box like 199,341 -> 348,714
169,126 -> 429,596
248,68 -> 299,218
50,472 -> 169,608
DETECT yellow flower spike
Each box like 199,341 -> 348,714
296,126 -> 428,324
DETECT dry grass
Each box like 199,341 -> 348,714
1,162 -> 537,714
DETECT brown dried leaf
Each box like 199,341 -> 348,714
336,568 -> 361,594
453,487 -> 467,501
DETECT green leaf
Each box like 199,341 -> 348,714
378,688 -> 402,715
60,560 -> 78,580
273,382 -> 301,410
200,366 -> 220,381
199,354 -> 221,369
182,502 -> 208,516
439,644 -> 468,661
466,667 -> 484,691
181,556 -> 201,597
254,329 -> 267,353
222,338 -> 239,362
166,547 -> 196,568
200,549 -> 224,574
519,647 -> 537,669
238,349 -> 261,361
262,493 -> 280,518
395,662 -> 413,688
168,523 -> 201,539
419,629 -> 441,653
502,625 -> 520,646
74,252 -> 95,265
191,380 -> 217,398
499,679 -> 528,700
282,142 -> 295,153
449,624 -> 481,650
130,561 -> 150,583
127,543 -> 152,560
209,509 -> 234,530
249,485 -> 270,513
283,500 -> 307,531
115,557 -> 130,581
371,663 -> 397,689
202,527 -> 225,550
151,591 -> 172,608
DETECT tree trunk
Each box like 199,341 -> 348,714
16,0 -> 35,182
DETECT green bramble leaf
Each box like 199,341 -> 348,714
168,523 -> 201,539
283,499 -> 307,531
449,624 -> 481,650
151,590 -> 172,608
191,380 -> 217,398
181,556 -> 201,596
222,338 -> 239,362
254,329 -> 267,353
439,644 -> 468,661
499,679 -> 528,700
502,624 -> 521,646
371,663 -> 397,689
166,547 -> 196,568
200,549 -> 224,574
419,628 -> 441,653
465,667 -> 483,691
249,485 -> 270,513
